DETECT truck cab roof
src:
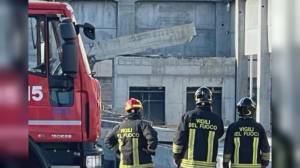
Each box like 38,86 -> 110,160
29,1 -> 74,16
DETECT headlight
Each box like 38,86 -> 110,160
86,155 -> 101,168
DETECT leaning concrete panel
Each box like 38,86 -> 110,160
137,29 -> 216,57
90,23 -> 196,60
81,29 -> 117,50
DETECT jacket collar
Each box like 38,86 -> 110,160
124,112 -> 141,120
239,116 -> 255,121
195,105 -> 212,112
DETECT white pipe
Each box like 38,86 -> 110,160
249,55 -> 253,98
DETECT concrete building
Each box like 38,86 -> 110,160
113,56 -> 235,126
64,0 -> 271,129
59,0 -> 272,167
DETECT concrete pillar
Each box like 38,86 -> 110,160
235,0 -> 248,114
114,0 -> 136,110
216,2 -> 231,57
117,0 -> 136,36
257,0 -> 271,131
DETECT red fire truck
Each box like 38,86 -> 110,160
28,1 -> 102,167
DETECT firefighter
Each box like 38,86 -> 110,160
173,87 -> 224,168
223,97 -> 271,168
105,98 -> 158,168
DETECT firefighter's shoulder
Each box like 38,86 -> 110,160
118,120 -> 133,130
253,121 -> 267,132
201,110 -> 223,125
226,122 -> 239,133
139,120 -> 157,135
185,109 -> 199,117
139,119 -> 153,127
208,110 -> 222,119
112,123 -> 121,130
238,118 -> 264,129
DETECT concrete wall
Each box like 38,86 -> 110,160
135,1 -> 231,57
113,56 -> 235,125
68,0 -> 232,59
64,0 -> 241,125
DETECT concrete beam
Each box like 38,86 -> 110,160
235,0 -> 248,111
115,56 -> 235,77
257,0 -> 270,131
90,23 -> 197,60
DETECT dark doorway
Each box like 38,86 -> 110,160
186,87 -> 222,117
129,87 -> 165,125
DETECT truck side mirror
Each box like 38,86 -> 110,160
83,23 -> 95,40
75,23 -> 96,40
59,18 -> 78,76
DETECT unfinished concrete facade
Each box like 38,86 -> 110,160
67,0 -> 236,126
113,56 -> 236,125
66,0 -> 271,129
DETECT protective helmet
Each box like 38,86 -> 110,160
195,86 -> 212,105
125,98 -> 143,113
237,97 -> 256,117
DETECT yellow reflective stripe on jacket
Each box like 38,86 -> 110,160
132,138 -> 140,165
234,137 -> 240,164
188,129 -> 196,159
181,159 -> 216,168
119,163 -> 153,168
207,131 -> 215,162
231,163 -> 261,168
252,137 -> 259,164
261,152 -> 270,161
118,139 -> 124,165
120,138 -> 153,168
172,143 -> 184,154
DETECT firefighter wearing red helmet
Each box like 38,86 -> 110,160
105,98 -> 158,168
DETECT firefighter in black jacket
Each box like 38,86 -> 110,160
223,97 -> 271,168
105,98 -> 158,168
173,87 -> 224,168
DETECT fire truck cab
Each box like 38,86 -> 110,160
28,2 -> 102,167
